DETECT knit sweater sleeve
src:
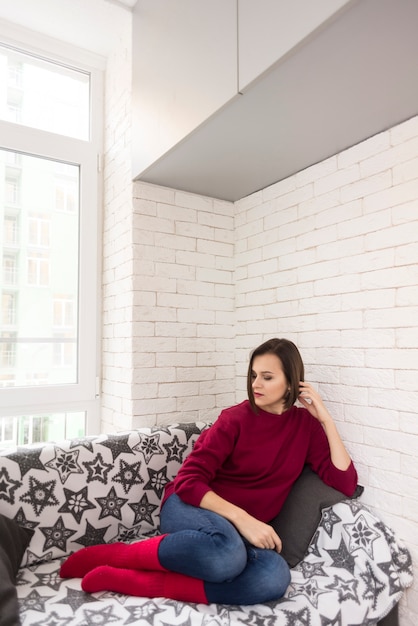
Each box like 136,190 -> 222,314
305,415 -> 358,497
171,413 -> 237,508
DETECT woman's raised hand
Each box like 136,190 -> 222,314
298,381 -> 333,425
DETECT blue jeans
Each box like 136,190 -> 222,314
159,494 -> 290,604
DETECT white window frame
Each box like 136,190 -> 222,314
0,24 -> 104,435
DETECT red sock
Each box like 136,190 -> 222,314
82,566 -> 208,604
60,535 -> 168,578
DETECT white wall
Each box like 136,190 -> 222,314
234,116 -> 418,625
101,11 -> 135,433
129,183 -> 236,428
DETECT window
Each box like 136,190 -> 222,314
0,332 -> 16,367
3,214 -> 19,245
28,214 -> 50,248
3,253 -> 18,285
5,174 -> 20,204
0,45 -> 90,140
54,296 -> 75,328
2,292 -> 17,325
0,30 -> 102,442
27,252 -> 50,286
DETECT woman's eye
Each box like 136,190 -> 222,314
264,376 -> 272,381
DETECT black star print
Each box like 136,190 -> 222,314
282,607 -> 311,625
69,437 -> 95,452
5,446 -> 45,477
123,600 -> 165,624
288,578 -> 328,609
54,587 -> 98,611
113,459 -> 144,494
343,514 -> 380,558
299,560 -> 327,579
392,544 -> 413,573
176,422 -> 206,441
40,515 -> 77,551
98,434 -> 134,461
74,520 -> 110,547
360,561 -> 386,610
0,467 -> 22,504
242,610 -> 277,626
133,433 -> 163,464
144,466 -> 169,499
82,605 -> 120,625
110,522 -> 146,543
31,610 -> 73,626
129,493 -> 158,526
83,452 -> 113,484
20,476 -> 59,516
326,537 -> 356,574
307,528 -> 321,558
25,549 -> 53,568
58,485 -> 96,523
161,598 -> 192,616
96,486 -> 128,520
163,435 -> 188,464
45,447 -> 83,484
326,574 -> 360,604
378,560 -> 403,595
320,507 -> 341,538
14,506 -> 39,531
320,610 -> 342,626
33,570 -> 63,591
19,588 -> 50,613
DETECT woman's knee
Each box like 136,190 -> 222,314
199,530 -> 247,582
258,554 -> 291,601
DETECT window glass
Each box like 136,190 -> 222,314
0,44 -> 90,140
0,412 -> 86,447
0,149 -> 79,387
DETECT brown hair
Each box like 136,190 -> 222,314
247,338 -> 305,412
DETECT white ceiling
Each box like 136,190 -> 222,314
0,0 -> 128,57
135,0 -> 418,201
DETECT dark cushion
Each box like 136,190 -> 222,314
0,513 -> 34,626
269,466 -> 363,567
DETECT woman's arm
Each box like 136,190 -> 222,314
298,382 -> 352,471
199,490 -> 283,553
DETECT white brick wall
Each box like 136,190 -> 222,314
101,20 -> 134,434
234,115 -> 418,625
130,182 -> 235,427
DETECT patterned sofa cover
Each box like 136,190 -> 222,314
0,422 -> 413,626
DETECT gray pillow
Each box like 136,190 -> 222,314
0,513 -> 34,626
269,466 -> 363,567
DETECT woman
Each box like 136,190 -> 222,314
61,338 -> 358,605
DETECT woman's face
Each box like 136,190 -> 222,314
251,353 -> 289,414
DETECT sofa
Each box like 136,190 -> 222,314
0,422 -> 413,626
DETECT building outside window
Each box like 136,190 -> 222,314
0,32 -> 102,445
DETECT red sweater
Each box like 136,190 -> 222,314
163,400 -> 358,523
